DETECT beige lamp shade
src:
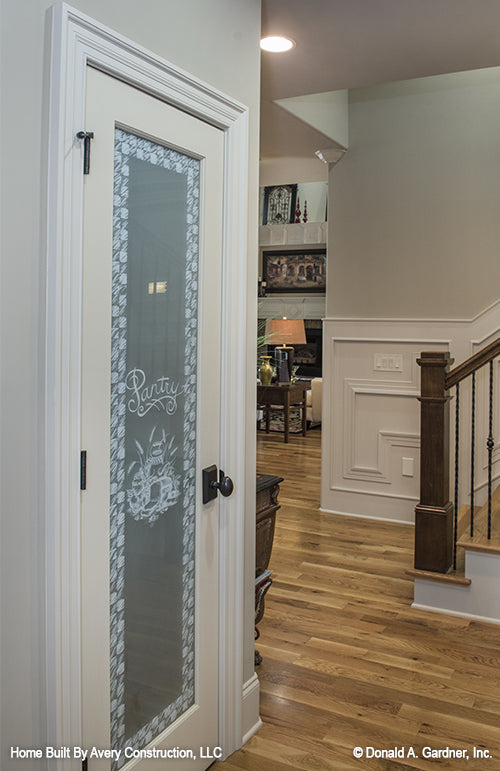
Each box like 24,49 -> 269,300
264,318 -> 306,346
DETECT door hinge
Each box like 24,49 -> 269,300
80,450 -> 87,491
76,130 -> 94,174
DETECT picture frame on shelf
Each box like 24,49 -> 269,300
262,184 -> 297,225
262,248 -> 326,294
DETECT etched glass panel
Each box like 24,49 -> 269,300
109,129 -> 199,760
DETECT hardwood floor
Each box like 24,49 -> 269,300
216,429 -> 500,770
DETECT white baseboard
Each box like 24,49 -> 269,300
412,602 -> 500,626
241,673 -> 262,747
319,506 -> 415,526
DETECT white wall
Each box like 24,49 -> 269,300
323,67 -> 500,524
0,0 -> 260,763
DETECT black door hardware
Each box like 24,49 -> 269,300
77,130 -> 95,174
202,465 -> 234,504
80,450 -> 87,490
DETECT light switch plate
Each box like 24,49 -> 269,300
374,353 -> 403,372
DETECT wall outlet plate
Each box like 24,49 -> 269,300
402,457 -> 414,477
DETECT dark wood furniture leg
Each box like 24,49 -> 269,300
284,391 -> 290,443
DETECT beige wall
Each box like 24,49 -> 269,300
0,0 -> 260,761
276,89 -> 349,148
260,155 -> 328,185
328,67 -> 500,319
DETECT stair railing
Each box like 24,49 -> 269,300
415,339 -> 500,573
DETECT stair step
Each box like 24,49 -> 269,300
457,486 -> 500,555
405,567 -> 471,587
407,487 -> 500,588
406,511 -> 470,586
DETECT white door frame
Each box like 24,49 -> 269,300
45,3 -> 250,765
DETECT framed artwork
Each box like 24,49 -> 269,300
262,248 -> 326,293
262,184 -> 297,225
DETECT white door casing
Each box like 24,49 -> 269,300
45,4 -> 250,767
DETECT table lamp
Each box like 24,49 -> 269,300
264,318 -> 306,382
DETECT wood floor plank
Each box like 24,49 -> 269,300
216,430 -> 500,770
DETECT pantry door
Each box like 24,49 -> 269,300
80,65 -> 224,769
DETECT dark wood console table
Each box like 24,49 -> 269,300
257,382 -> 307,443
255,473 -> 283,665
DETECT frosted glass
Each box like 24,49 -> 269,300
109,129 -> 199,759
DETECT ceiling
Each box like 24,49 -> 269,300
260,0 -> 500,160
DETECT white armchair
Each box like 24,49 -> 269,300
306,377 -> 322,426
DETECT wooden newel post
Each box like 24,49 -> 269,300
415,352 -> 454,573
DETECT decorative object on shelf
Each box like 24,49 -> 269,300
259,355 -> 274,385
262,184 -> 297,225
260,181 -> 327,225
264,318 -> 306,382
294,196 -> 301,223
262,248 -> 327,293
303,200 -> 308,223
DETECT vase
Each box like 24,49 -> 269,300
259,356 -> 273,385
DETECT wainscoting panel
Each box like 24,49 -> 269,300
321,304 -> 500,523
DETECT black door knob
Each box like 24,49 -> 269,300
202,465 -> 235,503
211,470 -> 234,497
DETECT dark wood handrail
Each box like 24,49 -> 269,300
446,337 -> 500,390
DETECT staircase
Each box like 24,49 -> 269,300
410,488 -> 500,623
407,340 -> 500,624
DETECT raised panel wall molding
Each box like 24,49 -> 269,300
342,376 -> 420,484
322,313 -> 500,523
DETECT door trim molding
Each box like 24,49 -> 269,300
46,3 -> 250,763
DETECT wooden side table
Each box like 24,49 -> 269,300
257,382 -> 307,443
255,473 -> 283,665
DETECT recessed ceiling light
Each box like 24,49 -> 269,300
260,36 -> 295,53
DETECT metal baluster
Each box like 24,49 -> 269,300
453,382 -> 460,570
487,360 -> 495,539
470,371 -> 476,538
